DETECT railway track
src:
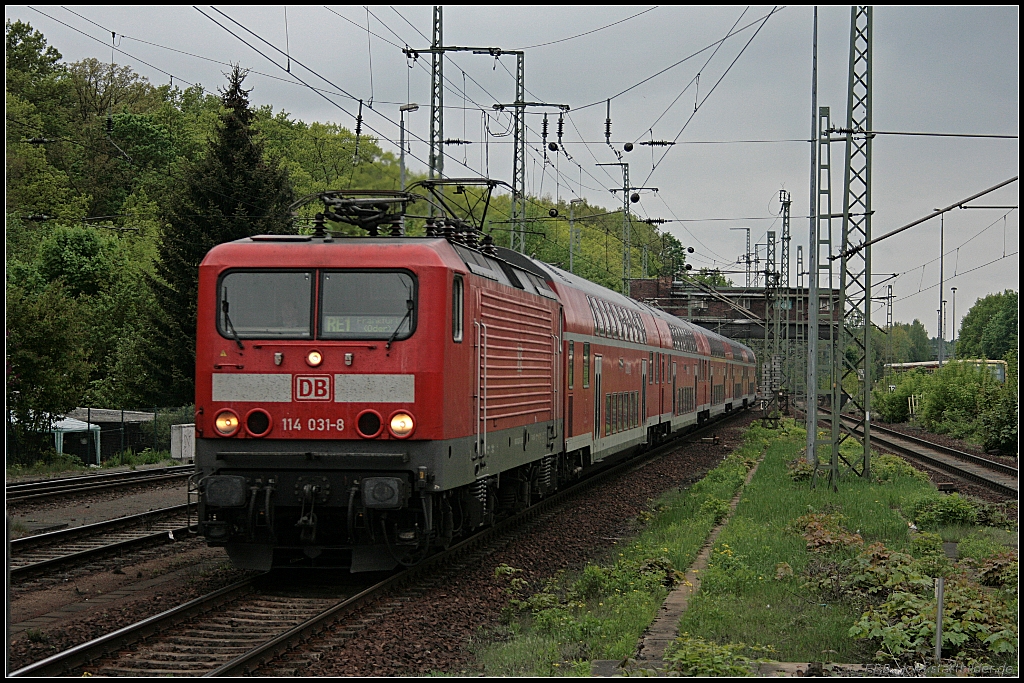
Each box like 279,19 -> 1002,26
10,504 -> 190,580
7,466 -> 192,503
10,409 -> 749,678
840,418 -> 1018,497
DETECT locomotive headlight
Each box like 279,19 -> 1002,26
306,350 -> 323,367
214,410 -> 240,436
389,412 -> 415,438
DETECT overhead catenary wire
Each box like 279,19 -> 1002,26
511,7 -> 658,50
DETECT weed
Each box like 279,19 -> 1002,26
663,633 -> 774,676
910,494 -> 979,528
25,629 -> 49,643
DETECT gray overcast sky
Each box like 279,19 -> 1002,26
8,5 -> 1019,336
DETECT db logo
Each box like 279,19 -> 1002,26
295,375 -> 331,401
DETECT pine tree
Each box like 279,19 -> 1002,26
151,67 -> 294,405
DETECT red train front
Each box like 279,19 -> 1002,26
193,195 -> 756,572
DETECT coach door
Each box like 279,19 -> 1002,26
593,355 -> 602,441
641,359 -> 647,425
672,361 -> 677,416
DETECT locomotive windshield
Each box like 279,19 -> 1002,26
219,271 -> 312,338
320,271 -> 416,340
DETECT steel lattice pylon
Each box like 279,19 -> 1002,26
428,6 -> 443,190
834,6 -> 873,479
761,230 -> 784,428
510,53 -> 527,252
808,106 -> 841,489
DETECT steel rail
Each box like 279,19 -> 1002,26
208,409 -> 751,677
7,466 -> 192,502
839,419 -> 1017,497
10,504 -> 190,578
867,423 -> 1017,477
794,404 -> 1016,497
9,409 -> 749,678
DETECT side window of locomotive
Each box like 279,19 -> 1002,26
583,342 -> 591,388
452,275 -> 464,342
320,271 -> 416,340
219,270 -> 312,339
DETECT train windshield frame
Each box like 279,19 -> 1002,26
218,270 -> 314,339
319,269 -> 418,341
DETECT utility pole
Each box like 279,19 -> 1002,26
494,100 -> 568,252
405,7 -> 537,233
730,227 -> 752,287
806,6 -> 819,468
836,5 -> 873,479
937,211 -> 945,366
780,190 -> 792,286
950,287 -> 957,358
762,230 -> 783,427
598,161 -> 656,295
429,7 -> 443,186
569,198 -> 583,273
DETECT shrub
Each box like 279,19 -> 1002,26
849,576 -> 1017,662
910,494 -> 979,528
791,512 -> 864,553
699,497 -> 731,523
663,634 -> 772,676
872,454 -> 929,484
910,532 -> 944,558
786,457 -> 814,482
977,551 -> 1017,590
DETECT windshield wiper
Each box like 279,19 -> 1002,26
221,296 -> 245,350
385,299 -> 414,350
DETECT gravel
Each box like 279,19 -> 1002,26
257,411 -> 756,677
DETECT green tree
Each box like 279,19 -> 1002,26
956,290 -> 1017,360
6,281 -> 92,445
905,320 -> 931,361
690,268 -> 733,287
151,67 -> 295,405
5,19 -> 63,110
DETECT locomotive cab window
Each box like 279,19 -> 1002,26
320,270 -> 417,340
218,270 -> 312,339
452,275 -> 464,342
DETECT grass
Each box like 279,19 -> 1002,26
6,449 -> 177,479
473,422 -> 774,676
101,449 -> 176,469
678,419 -> 1018,665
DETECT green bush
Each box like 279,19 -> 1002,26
849,576 -> 1017,662
663,633 -> 772,676
910,532 -> 944,558
873,370 -> 928,424
872,454 -> 929,484
910,494 -> 979,528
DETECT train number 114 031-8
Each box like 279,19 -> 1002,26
281,417 -> 345,432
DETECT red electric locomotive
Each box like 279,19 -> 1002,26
193,189 -> 756,571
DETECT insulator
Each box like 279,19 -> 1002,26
541,114 -> 548,142
605,118 -> 612,142
105,115 -> 114,134
424,218 -> 437,236
443,138 -> 471,145
548,142 -> 558,152
630,192 -> 641,204
557,113 -> 564,143
354,116 -> 362,138
389,223 -> 403,237
548,208 -> 558,218
623,142 -> 634,152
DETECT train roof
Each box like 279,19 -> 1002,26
202,234 -> 754,360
